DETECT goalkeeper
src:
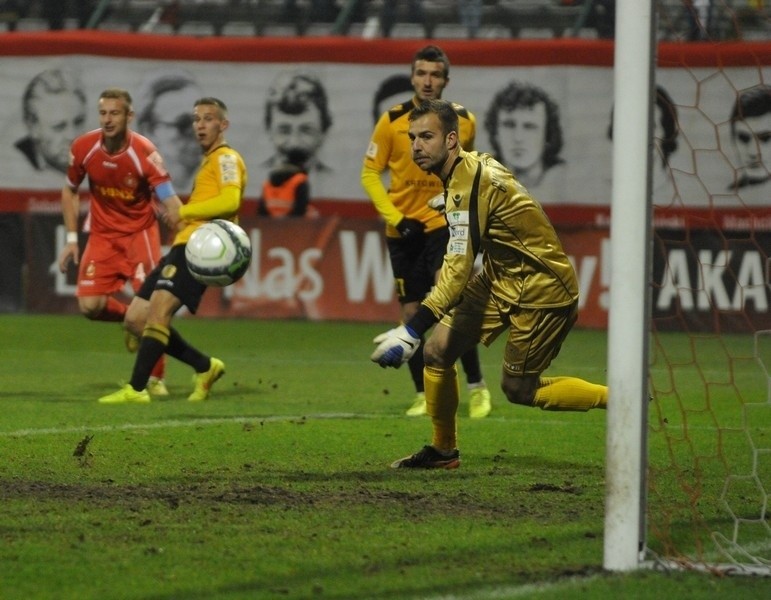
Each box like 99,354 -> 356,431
371,99 -> 608,469
362,44 -> 491,419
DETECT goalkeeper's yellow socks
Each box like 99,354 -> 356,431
425,365 -> 460,452
532,376 -> 607,411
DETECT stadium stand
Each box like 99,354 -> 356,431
1,0 -> 769,40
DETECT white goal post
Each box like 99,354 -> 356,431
603,0 -> 655,571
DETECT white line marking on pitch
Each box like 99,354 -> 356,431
415,575 -> 603,600
0,412 -> 595,438
0,413 -> 387,438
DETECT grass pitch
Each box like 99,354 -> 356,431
0,315 -> 767,599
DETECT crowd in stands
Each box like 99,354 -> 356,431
0,1 -> 768,40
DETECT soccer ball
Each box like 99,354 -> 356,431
185,219 -> 252,287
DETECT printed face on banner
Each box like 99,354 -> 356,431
496,103 -> 548,174
14,68 -> 87,181
733,113 -> 771,184
144,87 -> 200,191
133,68 -> 203,193
0,50 -> 767,211
28,92 -> 86,173
269,105 -> 326,164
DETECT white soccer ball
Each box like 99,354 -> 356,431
185,219 -> 252,287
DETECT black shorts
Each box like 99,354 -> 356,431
387,227 -> 449,304
138,244 -> 207,314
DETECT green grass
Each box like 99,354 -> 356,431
0,315 -> 768,599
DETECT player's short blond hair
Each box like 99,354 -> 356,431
194,97 -> 228,119
99,88 -> 133,113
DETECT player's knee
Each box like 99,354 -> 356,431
78,298 -> 103,320
422,338 -> 439,367
501,377 -> 536,406
80,307 -> 101,320
123,313 -> 142,337
423,337 -> 453,369
124,301 -> 147,337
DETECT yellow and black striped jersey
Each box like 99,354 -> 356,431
424,149 -> 578,319
362,97 -> 476,237
175,144 -> 247,245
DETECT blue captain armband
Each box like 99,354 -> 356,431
155,181 -> 177,202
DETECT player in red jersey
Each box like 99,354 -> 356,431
57,88 -> 183,397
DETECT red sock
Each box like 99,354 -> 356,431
150,355 -> 166,380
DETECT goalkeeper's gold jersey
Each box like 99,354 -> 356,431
175,144 -> 247,245
362,97 -> 476,237
424,149 -> 578,318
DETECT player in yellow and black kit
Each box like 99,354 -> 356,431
371,99 -> 608,469
362,45 -> 491,419
99,97 -> 247,404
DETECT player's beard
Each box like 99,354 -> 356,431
413,151 -> 443,176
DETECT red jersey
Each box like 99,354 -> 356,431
67,129 -> 172,238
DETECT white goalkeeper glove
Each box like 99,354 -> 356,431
427,193 -> 446,212
370,325 -> 421,368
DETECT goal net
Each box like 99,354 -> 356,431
642,0 -> 770,575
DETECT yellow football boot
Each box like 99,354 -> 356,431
188,358 -> 225,402
468,386 -> 492,419
98,384 -> 151,405
405,392 -> 427,416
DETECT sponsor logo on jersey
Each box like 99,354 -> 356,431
148,150 -> 168,176
447,240 -> 467,255
449,225 -> 468,241
95,186 -> 135,201
446,210 -> 469,226
85,261 -> 96,278
405,179 -> 441,189
161,264 -> 177,279
219,153 -> 240,184
365,141 -> 378,159
451,193 -> 463,207
102,161 -> 118,169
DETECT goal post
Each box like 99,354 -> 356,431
603,0 -> 656,571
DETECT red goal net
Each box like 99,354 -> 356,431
645,0 -> 770,574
